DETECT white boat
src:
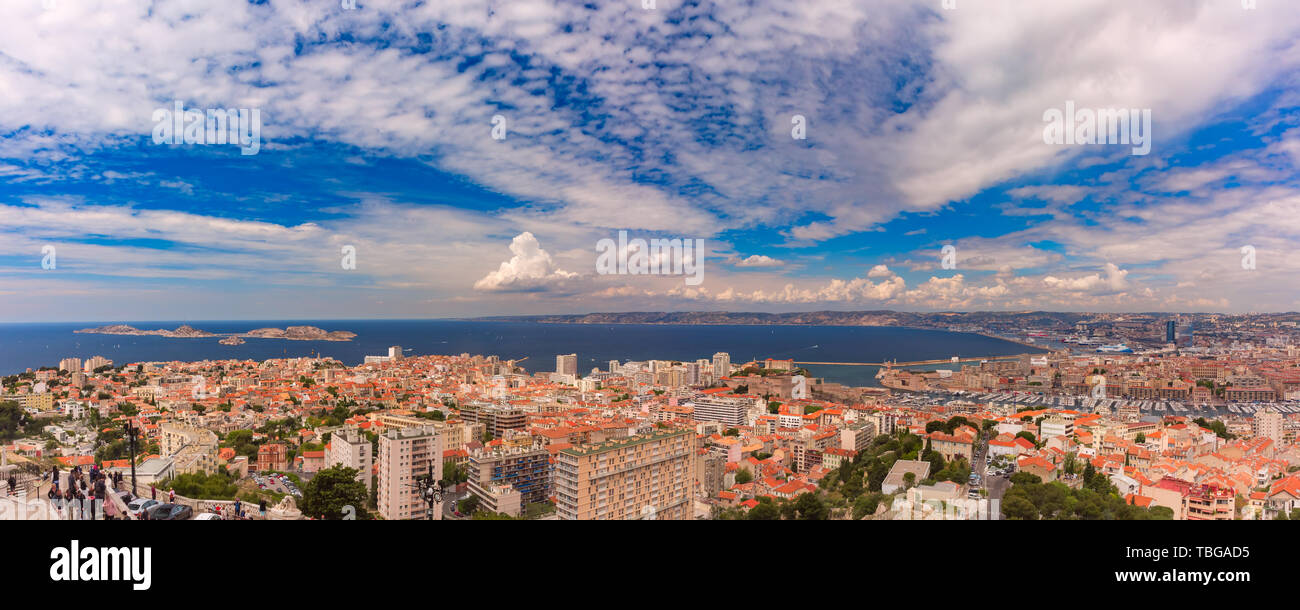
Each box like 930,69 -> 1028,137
1096,343 -> 1133,353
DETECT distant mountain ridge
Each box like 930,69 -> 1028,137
475,310 -> 1097,327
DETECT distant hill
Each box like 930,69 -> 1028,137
475,310 -> 1098,327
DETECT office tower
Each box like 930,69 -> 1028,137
690,394 -> 750,426
607,359 -> 620,373
59,357 -> 82,373
377,425 -> 443,520
556,353 -> 577,376
326,428 -> 373,492
554,428 -> 695,520
712,352 -> 731,380
1166,321 -> 1176,343
465,444 -> 551,506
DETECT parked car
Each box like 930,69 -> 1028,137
193,512 -> 222,521
145,503 -> 176,520
156,504 -> 193,521
129,498 -> 159,518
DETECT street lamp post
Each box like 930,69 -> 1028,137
411,475 -> 444,521
124,420 -> 139,496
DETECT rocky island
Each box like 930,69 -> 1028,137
242,326 -> 357,341
74,324 -> 217,338
74,324 -> 355,342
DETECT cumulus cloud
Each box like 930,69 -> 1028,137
473,232 -> 578,293
1043,263 -> 1130,294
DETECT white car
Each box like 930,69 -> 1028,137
193,512 -> 222,520
127,498 -> 159,518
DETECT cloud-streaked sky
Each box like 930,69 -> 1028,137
3,0 -> 1300,321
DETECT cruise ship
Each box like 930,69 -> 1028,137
1096,343 -> 1133,353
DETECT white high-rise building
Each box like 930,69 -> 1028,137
685,362 -> 701,385
377,425 -> 443,520
608,360 -> 620,373
556,353 -> 577,376
712,352 -> 731,381
388,346 -> 403,361
83,356 -> 112,372
59,357 -> 82,373
690,394 -> 750,427
326,428 -> 374,492
1255,407 -> 1283,443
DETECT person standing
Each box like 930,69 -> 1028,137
168,488 -> 175,504
150,484 -> 157,500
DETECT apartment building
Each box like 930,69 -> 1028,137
0,393 -> 54,412
160,422 -> 220,475
554,428 -> 696,520
465,443 -> 551,505
1040,414 -> 1075,440
712,352 -> 731,380
556,353 -> 577,377
457,403 -> 528,439
377,425 -> 444,520
326,427 -> 373,492
689,394 -> 750,427
1255,407 -> 1284,444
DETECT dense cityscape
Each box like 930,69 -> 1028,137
3,311 -> 1299,521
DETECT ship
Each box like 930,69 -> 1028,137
1096,343 -> 1133,353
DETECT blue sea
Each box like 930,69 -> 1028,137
0,320 -> 1044,387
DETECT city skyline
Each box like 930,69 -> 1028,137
3,1 -> 1300,320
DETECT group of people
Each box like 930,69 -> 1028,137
46,464 -> 119,520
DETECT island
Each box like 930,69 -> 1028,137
74,324 -> 355,342
242,326 -> 357,341
74,324 -> 216,338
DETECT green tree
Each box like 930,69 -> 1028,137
301,465 -> 370,520
1001,494 -> 1039,520
746,499 -> 780,520
735,469 -> 753,485
793,492 -> 829,520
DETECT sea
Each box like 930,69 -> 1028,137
0,320 -> 1045,388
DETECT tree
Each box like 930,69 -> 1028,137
301,465 -> 370,520
0,401 -> 26,441
442,461 -> 468,486
746,499 -> 780,520
852,493 -> 883,520
1001,495 -> 1039,520
1135,432 -> 1146,443
793,492 -> 829,520
735,469 -> 753,485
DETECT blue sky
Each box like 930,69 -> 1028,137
2,0 -> 1300,321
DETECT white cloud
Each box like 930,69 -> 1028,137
473,232 -> 578,293
733,254 -> 785,267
